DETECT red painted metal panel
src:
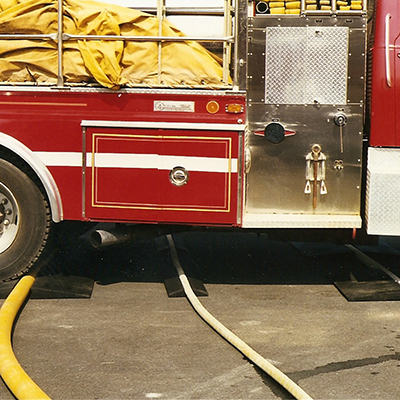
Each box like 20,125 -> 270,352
0,91 -> 245,151
370,0 -> 400,146
85,128 -> 241,226
47,167 -> 82,220
0,89 -> 245,224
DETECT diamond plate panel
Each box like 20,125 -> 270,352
366,148 -> 400,236
265,27 -> 349,105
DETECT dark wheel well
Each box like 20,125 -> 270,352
0,152 -> 55,281
0,146 -> 48,200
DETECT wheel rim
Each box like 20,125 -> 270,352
0,182 -> 19,253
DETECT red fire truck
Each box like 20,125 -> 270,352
0,0 -> 395,280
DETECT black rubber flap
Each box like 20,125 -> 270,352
164,276 -> 208,298
0,274 -> 94,299
334,280 -> 400,301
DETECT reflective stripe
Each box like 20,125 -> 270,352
92,153 -> 238,173
81,120 -> 246,131
34,152 -> 82,167
34,152 -> 238,173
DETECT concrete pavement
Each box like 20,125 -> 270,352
0,228 -> 400,399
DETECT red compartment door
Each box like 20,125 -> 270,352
85,125 -> 241,225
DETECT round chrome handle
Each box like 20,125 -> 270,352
169,166 -> 189,187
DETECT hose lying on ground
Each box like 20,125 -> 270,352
0,266 -> 51,400
166,234 -> 313,400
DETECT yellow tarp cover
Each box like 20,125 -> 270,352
0,0 -> 228,89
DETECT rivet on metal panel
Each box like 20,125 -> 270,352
334,160 -> 344,171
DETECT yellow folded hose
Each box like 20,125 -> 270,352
0,268 -> 50,400
166,235 -> 313,400
286,2 -> 301,9
269,1 -> 285,7
270,7 -> 286,13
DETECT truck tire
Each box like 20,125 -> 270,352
0,159 -> 52,281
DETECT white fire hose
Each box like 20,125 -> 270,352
166,234 -> 313,400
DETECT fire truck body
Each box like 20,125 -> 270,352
0,90 -> 245,226
0,0 -> 397,280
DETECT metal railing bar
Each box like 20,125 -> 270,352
157,0 -> 163,86
57,0 -> 63,86
130,8 -> 227,15
61,34 -> 234,42
0,33 -> 233,43
0,34 -> 57,40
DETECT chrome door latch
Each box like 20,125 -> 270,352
334,112 -> 347,154
305,144 -> 327,208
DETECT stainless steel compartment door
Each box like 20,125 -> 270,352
245,18 -> 366,228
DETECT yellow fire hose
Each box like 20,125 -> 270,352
0,267 -> 51,400
166,234 -> 313,400
0,236 -> 314,400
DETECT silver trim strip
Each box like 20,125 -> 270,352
237,130 -> 243,225
385,13 -> 392,88
0,86 -> 244,96
242,214 -> 362,228
81,120 -> 246,131
0,133 -> 63,222
82,127 -> 86,219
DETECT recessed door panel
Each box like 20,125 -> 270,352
84,127 -> 241,225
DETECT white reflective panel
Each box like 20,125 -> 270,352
100,0 -> 157,8
165,0 -> 225,8
94,0 -> 226,37
99,0 -> 225,10
167,16 -> 225,37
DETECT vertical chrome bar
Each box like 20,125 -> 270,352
82,126 -> 87,219
235,0 -> 247,90
237,130 -> 243,226
157,0 -> 164,85
233,0 -> 239,88
222,0 -> 232,84
57,0 -> 64,86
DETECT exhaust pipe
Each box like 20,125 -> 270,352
90,226 -> 131,248
89,224 -> 189,249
